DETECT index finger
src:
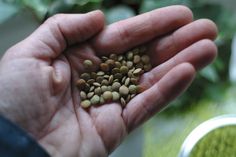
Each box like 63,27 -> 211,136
92,5 -> 193,55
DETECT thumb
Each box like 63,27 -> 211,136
4,10 -> 105,61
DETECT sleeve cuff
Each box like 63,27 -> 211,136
0,115 -> 50,157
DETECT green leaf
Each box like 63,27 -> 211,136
48,0 -> 74,16
122,0 -> 143,5
105,5 -> 135,24
73,0 -> 102,13
22,0 -> 51,20
200,65 -> 219,82
140,0 -> 191,13
0,1 -> 21,23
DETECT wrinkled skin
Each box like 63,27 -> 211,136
0,6 -> 217,157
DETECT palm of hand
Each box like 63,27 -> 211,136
0,6 -> 217,157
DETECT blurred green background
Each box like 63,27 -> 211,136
0,0 -> 236,157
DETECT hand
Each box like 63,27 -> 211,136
0,6 -> 217,157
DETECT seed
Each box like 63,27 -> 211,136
90,95 -> 100,105
112,68 -> 120,74
107,86 -> 112,91
87,92 -> 94,99
80,73 -> 90,81
131,94 -> 136,98
110,54 -> 118,60
114,73 -> 123,80
120,66 -> 129,74
122,60 -> 126,66
126,94 -> 131,102
133,68 -> 143,75
90,72 -> 97,79
106,59 -> 115,68
84,83 -> 90,92
112,92 -> 120,101
144,64 -> 152,71
94,87 -> 102,95
120,97 -> 126,106
83,60 -> 93,69
104,75 -> 110,79
103,91 -> 113,101
141,55 -> 150,64
133,55 -> 141,64
76,79 -> 86,90
133,48 -> 139,54
121,76 -> 127,83
89,86 -> 95,92
118,55 -> 123,61
127,51 -> 133,60
101,86 -> 108,92
100,97 -> 105,104
97,71 -> 105,76
87,79 -> 95,85
77,46 -> 153,108
130,78 -> 138,84
101,79 -> 109,86
81,100 -> 91,108
125,78 -> 130,86
115,61 -> 122,68
114,79 -> 119,82
136,85 -> 144,93
101,56 -> 108,62
128,70 -> 134,78
126,61 -> 133,69
93,82 -> 101,87
119,85 -> 129,96
96,76 -> 103,83
80,91 -> 87,100
108,75 -> 114,84
100,63 -> 110,72
129,85 -> 137,94
112,82 -> 121,91
135,63 -> 143,69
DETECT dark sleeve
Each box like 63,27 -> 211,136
0,115 -> 50,157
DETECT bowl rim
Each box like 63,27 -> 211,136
178,114 -> 236,157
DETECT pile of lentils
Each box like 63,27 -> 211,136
76,47 -> 152,108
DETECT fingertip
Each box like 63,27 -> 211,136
197,39 -> 218,68
168,5 -> 193,22
87,10 -> 105,27
175,62 -> 196,81
197,19 -> 218,40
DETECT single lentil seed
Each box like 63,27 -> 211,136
125,78 -> 130,86
120,66 -> 129,74
87,92 -> 94,99
80,91 -> 87,100
80,73 -> 90,81
100,63 -> 110,72
119,85 -> 129,96
93,82 -> 101,87
76,79 -> 86,90
103,91 -> 113,101
120,97 -> 126,106
112,92 -> 120,101
112,82 -> 121,91
83,60 -> 93,69
133,55 -> 141,64
129,85 -> 137,94
90,95 -> 100,105
81,100 -> 91,108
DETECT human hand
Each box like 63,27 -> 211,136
0,6 -> 217,157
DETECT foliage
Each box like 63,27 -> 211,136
0,0 -> 236,111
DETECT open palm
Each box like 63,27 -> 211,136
0,6 -> 217,157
